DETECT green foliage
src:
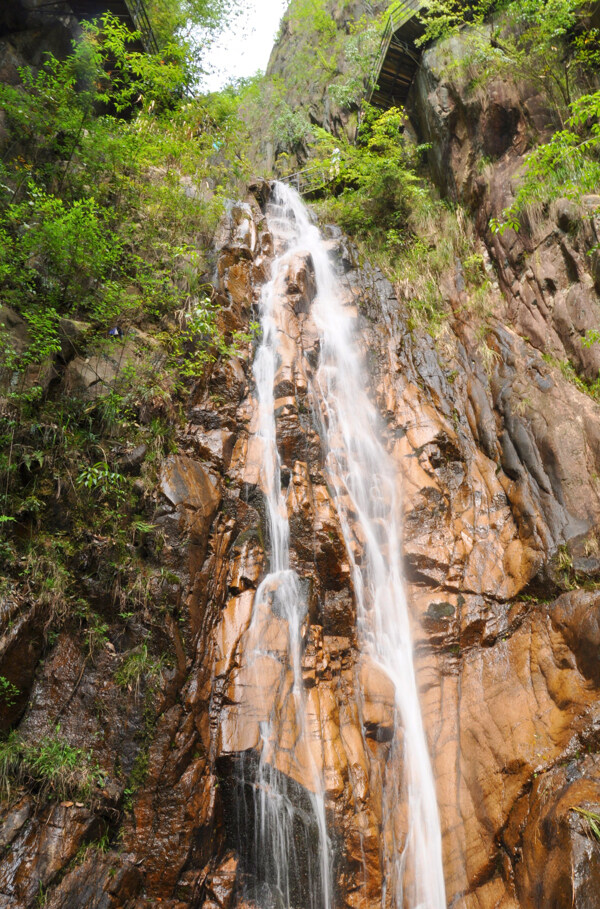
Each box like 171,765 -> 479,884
18,536 -> 75,619
489,211 -> 521,235
145,0 -> 241,50
571,806 -> 600,841
76,462 -> 127,502
419,1 -> 600,234
328,16 -> 383,110
492,90 -> 600,231
115,643 -> 164,697
313,106 -> 426,243
240,1 -> 385,164
462,253 -> 487,284
311,106 -> 480,337
583,329 -> 600,348
236,73 -> 318,164
420,0 -> 590,58
0,732 -> 21,798
0,16 -> 253,585
420,0 -> 600,122
84,613 -> 110,658
0,189 -> 122,318
0,677 -> 19,708
123,746 -> 150,809
271,102 -> 315,153
542,353 -> 600,401
0,727 -> 101,801
0,18 -> 258,785
0,13 -> 252,380
418,0 -> 498,44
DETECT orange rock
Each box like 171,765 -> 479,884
359,658 -> 396,740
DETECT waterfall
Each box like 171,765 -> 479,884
239,204 -> 332,909
247,180 -> 447,909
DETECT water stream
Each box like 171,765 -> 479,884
240,204 -> 332,909
243,181 -> 446,908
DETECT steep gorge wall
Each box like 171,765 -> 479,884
3,14 -> 600,909
3,171 -> 600,908
266,0 -> 389,139
0,1 -> 82,84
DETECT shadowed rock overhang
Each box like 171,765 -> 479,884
0,0 -> 158,54
366,0 -> 425,111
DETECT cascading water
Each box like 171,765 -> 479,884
238,204 -> 332,909
253,181 -> 447,909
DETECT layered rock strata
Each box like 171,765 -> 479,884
2,155 -> 600,908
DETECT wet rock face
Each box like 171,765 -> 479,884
203,187 -> 600,909
329,218 -> 600,906
400,30 -> 600,906
3,124 -> 600,909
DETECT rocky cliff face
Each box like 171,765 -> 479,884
0,1 -> 81,86
406,32 -> 600,908
266,0 -> 389,141
3,18 -> 600,909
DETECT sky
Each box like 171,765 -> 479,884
201,0 -> 289,92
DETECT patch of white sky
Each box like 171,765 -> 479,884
200,0 -> 290,92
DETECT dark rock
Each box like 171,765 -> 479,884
248,178 -> 271,208
118,444 -> 148,475
0,601 -> 43,731
45,857 -> 142,909
555,198 -> 581,233
57,317 -> 90,362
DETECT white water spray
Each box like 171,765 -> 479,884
265,181 -> 447,909
241,200 -> 332,909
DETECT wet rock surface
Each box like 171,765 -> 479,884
401,29 -> 600,906
3,69 -> 600,906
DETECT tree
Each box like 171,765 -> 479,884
145,0 -> 244,50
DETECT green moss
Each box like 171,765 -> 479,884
542,354 -> 600,403
123,746 -> 150,811
114,643 -> 164,698
427,601 -> 456,619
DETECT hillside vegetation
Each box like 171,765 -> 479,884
0,13 -> 253,717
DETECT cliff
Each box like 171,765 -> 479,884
2,4 -> 600,909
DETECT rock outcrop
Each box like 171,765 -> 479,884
3,167 -> 600,907
3,22 -> 600,909
0,1 -> 81,86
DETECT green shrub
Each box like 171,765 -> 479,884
492,90 -> 600,233
115,642 -> 163,697
419,0 -> 599,115
311,107 -> 479,336
0,189 -> 121,320
542,354 -> 600,402
0,727 -> 101,801
313,106 -> 426,243
0,677 -> 19,708
0,13 -> 251,387
76,462 -> 127,502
